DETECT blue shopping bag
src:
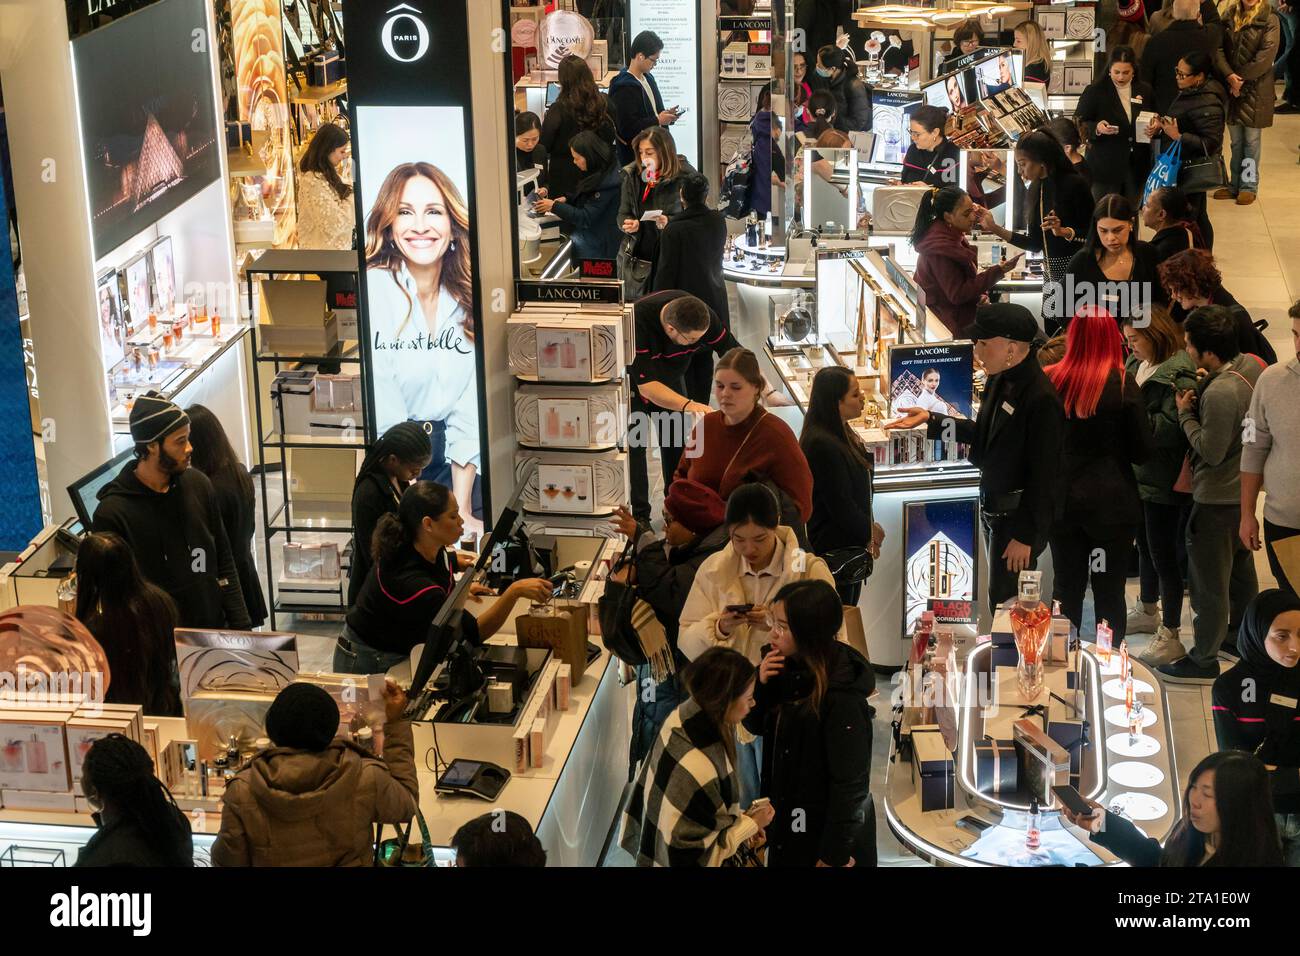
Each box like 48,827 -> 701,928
1142,139 -> 1182,205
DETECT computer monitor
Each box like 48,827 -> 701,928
545,82 -> 560,107
67,447 -> 133,529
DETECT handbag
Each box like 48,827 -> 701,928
617,234 -> 653,299
1141,139 -> 1181,205
822,546 -> 874,586
597,540 -> 647,666
1179,149 -> 1227,193
374,809 -> 437,867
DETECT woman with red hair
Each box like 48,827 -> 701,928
1044,306 -> 1154,645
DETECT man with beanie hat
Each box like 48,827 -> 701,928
211,680 -> 419,866
92,391 -> 251,630
609,479 -> 730,763
889,303 -> 1065,610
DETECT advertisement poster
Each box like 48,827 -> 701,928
123,255 -> 153,332
869,91 -> 923,166
71,0 -> 222,258
96,271 -> 126,370
888,341 -> 974,419
345,0 -> 487,530
629,0 -> 700,164
903,498 -> 979,633
974,52 -> 1021,100
149,237 -> 176,318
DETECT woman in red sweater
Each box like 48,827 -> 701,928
675,348 -> 813,529
913,185 -> 1023,335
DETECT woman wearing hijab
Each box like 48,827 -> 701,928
1212,589 -> 1300,865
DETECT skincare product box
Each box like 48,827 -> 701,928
910,725 -> 954,812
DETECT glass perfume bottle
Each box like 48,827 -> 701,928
1119,638 -> 1130,683
210,308 -> 221,337
1096,618 -> 1114,665
1026,796 -> 1041,850
1128,697 -> 1144,745
1009,570 -> 1051,701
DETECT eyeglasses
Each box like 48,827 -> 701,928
1175,69 -> 1195,78
769,617 -> 790,635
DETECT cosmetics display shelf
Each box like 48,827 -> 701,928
290,78 -> 348,106
243,249 -> 367,629
109,326 -> 249,430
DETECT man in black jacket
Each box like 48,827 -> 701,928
1141,0 -> 1226,113
815,44 -> 872,131
609,31 -> 680,166
889,304 -> 1065,611
93,391 -> 252,630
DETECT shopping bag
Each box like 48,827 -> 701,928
1141,139 -> 1182,205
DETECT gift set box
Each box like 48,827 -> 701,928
1013,717 -> 1070,803
973,736 -> 1018,795
911,725 -> 955,812
225,120 -> 252,151
307,49 -> 345,87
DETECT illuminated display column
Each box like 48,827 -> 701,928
629,0 -> 706,170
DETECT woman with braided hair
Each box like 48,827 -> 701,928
76,734 -> 193,867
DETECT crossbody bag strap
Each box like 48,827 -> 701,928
720,410 -> 767,487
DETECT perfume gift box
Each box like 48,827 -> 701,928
66,715 -> 136,787
271,369 -> 315,435
1047,713 -> 1087,780
1013,717 -> 1070,803
514,383 -> 626,450
973,736 -> 1018,795
281,542 -> 341,581
183,691 -> 275,763
911,726 -> 954,811
0,713 -> 72,793
307,50 -> 344,87
507,312 -> 627,382
225,120 -> 252,151
515,451 -> 628,518
1047,617 -> 1074,664
259,279 -> 339,355
175,629 -> 299,700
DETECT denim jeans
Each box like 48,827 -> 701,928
1186,503 -> 1259,667
737,735 -> 764,810
1277,11 -> 1297,83
333,624 -> 409,675
1228,125 -> 1263,194
1276,812 -> 1300,867
631,664 -> 686,766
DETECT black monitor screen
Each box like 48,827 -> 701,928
72,0 -> 222,258
545,82 -> 561,107
67,447 -> 134,529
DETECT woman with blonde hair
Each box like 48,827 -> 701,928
618,127 -> 696,293
1012,20 -> 1051,84
364,161 -> 482,535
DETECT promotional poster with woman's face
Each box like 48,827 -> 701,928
355,104 -> 482,518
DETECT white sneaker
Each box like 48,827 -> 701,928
1138,625 -> 1184,667
1126,600 -> 1160,635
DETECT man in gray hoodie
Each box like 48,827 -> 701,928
1160,306 -> 1264,682
1241,300 -> 1300,597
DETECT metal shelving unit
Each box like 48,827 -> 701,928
243,248 -> 365,629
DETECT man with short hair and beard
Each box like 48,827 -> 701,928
92,391 -> 251,629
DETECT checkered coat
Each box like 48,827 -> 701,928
620,699 -> 759,867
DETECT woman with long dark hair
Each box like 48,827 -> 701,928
1075,46 -> 1156,203
77,735 -> 193,866
338,482 -> 551,674
1213,589 -> 1300,865
364,161 -> 482,534
1121,308 -> 1199,665
541,54 -> 617,202
1064,751 -> 1284,866
1044,117 -> 1093,186
978,130 -> 1093,290
620,647 -> 776,866
619,127 -> 695,290
296,121 -> 354,249
532,129 -> 623,261
800,366 -> 883,605
186,404 -> 266,628
913,185 -> 1023,335
1044,305 -> 1154,646
74,532 -> 182,716
1060,193 -> 1166,328
347,421 -> 432,607
746,580 -> 875,867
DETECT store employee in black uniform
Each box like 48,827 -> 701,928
899,105 -> 961,187
628,290 -> 740,523
888,304 -> 1065,610
336,482 -> 552,674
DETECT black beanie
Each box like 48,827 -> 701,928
265,684 -> 340,751
129,390 -> 189,444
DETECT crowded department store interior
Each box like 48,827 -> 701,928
1,0 -> 1300,877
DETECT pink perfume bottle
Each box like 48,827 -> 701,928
25,735 -> 48,775
1009,570 -> 1051,700
561,338 -> 577,368
2,739 -> 23,772
545,405 -> 560,439
1026,796 -> 1042,849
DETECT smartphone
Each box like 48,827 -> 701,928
725,603 -> 755,614
955,814 -> 992,836
675,106 -> 689,116
748,796 -> 771,812
1052,784 -> 1094,816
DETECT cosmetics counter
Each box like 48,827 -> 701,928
884,602 -> 1180,866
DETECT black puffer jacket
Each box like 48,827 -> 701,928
744,641 -> 875,867
825,63 -> 872,132
1163,79 -> 1229,165
632,523 -> 729,648
1219,0 -> 1281,128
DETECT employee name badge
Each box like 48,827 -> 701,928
1271,693 -> 1299,710
1000,401 -> 1015,416
1095,620 -> 1114,663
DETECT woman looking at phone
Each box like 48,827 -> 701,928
1060,751 -> 1283,866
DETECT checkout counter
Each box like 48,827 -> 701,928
883,607 -> 1180,866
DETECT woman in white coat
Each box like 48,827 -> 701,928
679,482 -> 841,806
363,161 -> 483,536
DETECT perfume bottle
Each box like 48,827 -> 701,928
1119,638 -> 1130,683
1026,796 -> 1042,850
545,405 -> 560,439
1096,618 -> 1115,664
1124,672 -> 1135,719
1009,570 -> 1051,701
147,310 -> 158,331
211,308 -> 221,337
25,735 -> 49,775
745,211 -> 760,248
226,734 -> 240,767
910,610 -> 935,665
1128,698 -> 1144,744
